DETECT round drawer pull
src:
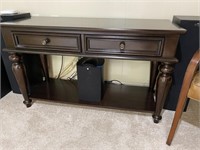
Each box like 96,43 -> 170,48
42,38 -> 50,45
119,41 -> 125,51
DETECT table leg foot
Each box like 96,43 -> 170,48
152,114 -> 162,123
23,99 -> 32,108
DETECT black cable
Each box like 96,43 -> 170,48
57,56 -> 64,79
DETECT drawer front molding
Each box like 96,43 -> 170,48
12,31 -> 81,52
1,27 -> 179,59
84,35 -> 164,56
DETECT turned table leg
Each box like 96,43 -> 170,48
153,62 -> 174,123
9,53 -> 32,107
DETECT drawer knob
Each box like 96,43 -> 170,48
119,41 -> 125,51
42,38 -> 50,45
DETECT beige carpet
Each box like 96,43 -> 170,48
0,92 -> 199,150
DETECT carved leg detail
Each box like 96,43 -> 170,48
153,62 -> 174,123
9,53 -> 32,107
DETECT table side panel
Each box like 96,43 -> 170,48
162,34 -> 180,58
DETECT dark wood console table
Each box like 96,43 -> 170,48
1,17 -> 185,123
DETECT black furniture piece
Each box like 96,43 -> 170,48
1,37 -> 20,93
164,16 -> 200,111
1,13 -> 44,94
1,58 -> 11,98
77,58 -> 104,102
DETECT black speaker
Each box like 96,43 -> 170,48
77,58 -> 104,102
164,16 -> 200,111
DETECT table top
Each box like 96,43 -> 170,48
1,16 -> 186,33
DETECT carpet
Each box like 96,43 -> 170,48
0,92 -> 199,150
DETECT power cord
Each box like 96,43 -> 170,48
57,56 -> 64,79
67,72 -> 77,80
55,57 -> 78,79
59,57 -> 78,78
105,80 -> 123,85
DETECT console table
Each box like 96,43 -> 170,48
1,17 -> 185,123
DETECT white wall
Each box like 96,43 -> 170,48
1,0 -> 199,86
1,0 -> 199,19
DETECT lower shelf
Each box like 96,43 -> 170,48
30,79 -> 156,112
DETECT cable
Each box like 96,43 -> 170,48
106,80 -> 123,85
67,72 -> 77,80
59,58 -> 77,78
60,59 -> 74,75
70,72 -> 77,80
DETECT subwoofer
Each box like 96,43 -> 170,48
77,58 -> 104,102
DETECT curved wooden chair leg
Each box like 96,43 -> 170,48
166,49 -> 200,145
166,93 -> 188,145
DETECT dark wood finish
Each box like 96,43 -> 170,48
30,79 -> 155,111
166,50 -> 200,145
1,17 -> 185,123
153,63 -> 174,123
0,17 -> 186,33
85,35 -> 164,56
12,31 -> 81,52
8,53 -> 32,107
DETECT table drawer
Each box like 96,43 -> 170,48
13,32 -> 81,52
85,35 -> 164,56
